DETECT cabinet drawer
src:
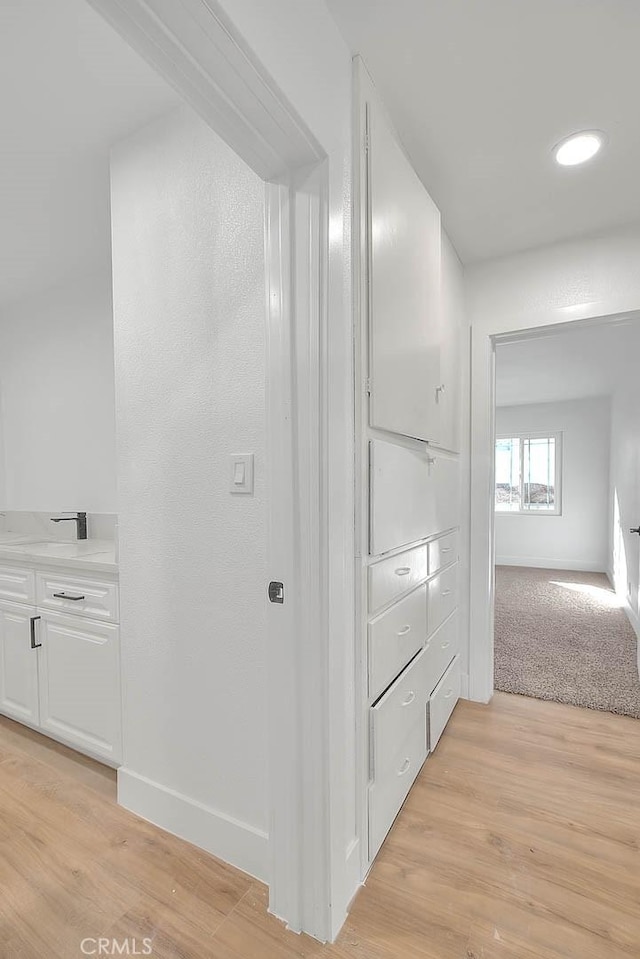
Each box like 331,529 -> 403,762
368,544 -> 428,614
428,563 -> 458,637
368,584 -> 427,702
428,530 -> 458,577
429,654 -> 461,750
422,611 -> 459,697
368,713 -> 427,860
0,566 -> 35,606
36,571 -> 119,623
371,643 -> 431,779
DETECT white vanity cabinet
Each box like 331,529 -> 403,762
37,612 -> 120,763
0,600 -> 40,726
0,561 -> 121,765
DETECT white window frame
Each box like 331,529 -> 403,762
495,430 -> 563,516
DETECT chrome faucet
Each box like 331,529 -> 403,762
51,511 -> 88,540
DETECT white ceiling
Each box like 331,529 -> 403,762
0,0 -> 178,309
327,0 -> 640,263
496,319 -> 640,407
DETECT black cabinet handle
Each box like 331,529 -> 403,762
30,616 -> 41,649
53,592 -> 85,601
631,527 -> 640,536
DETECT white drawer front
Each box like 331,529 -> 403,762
368,714 -> 427,859
36,572 -> 119,623
428,563 -> 458,637
368,544 -> 428,614
422,612 -> 458,696
428,530 -> 458,577
0,566 -> 36,606
368,584 -> 427,702
371,643 -> 431,779
429,654 -> 461,750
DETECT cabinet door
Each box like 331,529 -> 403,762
369,440 -> 459,555
0,601 -> 40,725
367,99 -> 441,442
38,611 -> 121,763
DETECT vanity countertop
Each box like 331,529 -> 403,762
0,537 -> 117,575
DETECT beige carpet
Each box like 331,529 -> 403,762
495,566 -> 640,718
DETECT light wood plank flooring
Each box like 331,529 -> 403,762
1,692 -> 639,958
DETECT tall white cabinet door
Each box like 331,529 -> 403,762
367,100 -> 441,443
0,601 -> 40,726
370,440 -> 459,555
38,611 -> 121,763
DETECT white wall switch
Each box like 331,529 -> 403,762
230,454 -> 254,494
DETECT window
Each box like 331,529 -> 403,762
495,433 -> 561,514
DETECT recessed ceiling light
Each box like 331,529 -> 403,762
554,131 -> 604,167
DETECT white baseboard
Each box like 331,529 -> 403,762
118,768 -> 269,882
625,603 -> 640,640
327,838 -> 362,942
620,600 -> 640,676
605,569 -> 640,677
496,556 -> 606,573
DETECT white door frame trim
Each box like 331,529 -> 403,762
468,308 -> 640,703
88,0 -> 334,940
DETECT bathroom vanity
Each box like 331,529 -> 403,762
0,536 -> 121,765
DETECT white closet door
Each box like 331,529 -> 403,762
367,100 -> 441,443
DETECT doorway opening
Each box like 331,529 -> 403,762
492,316 -> 640,716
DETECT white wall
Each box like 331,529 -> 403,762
495,398 -> 610,572
0,273 -> 117,512
214,0 -> 356,932
609,375 -> 640,636
111,106 -> 269,877
467,223 -> 640,333
466,224 -> 640,702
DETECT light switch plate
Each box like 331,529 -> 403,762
230,454 -> 254,494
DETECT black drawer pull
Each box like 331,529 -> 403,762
30,616 -> 41,649
53,592 -> 85,602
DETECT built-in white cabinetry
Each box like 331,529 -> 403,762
36,570 -> 119,623
356,61 -> 463,873
0,601 -> 40,725
0,566 -> 36,606
0,563 -> 121,765
367,97 -> 442,445
37,612 -> 120,763
365,541 -> 460,860
368,584 -> 427,701
369,439 -> 459,555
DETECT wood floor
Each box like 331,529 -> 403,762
2,693 -> 640,958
